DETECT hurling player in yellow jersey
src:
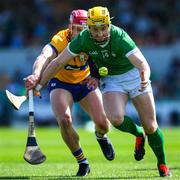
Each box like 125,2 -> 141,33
24,10 -> 114,176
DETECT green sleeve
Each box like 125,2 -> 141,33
119,30 -> 137,56
68,31 -> 84,55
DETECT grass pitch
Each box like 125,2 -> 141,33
0,127 -> 180,179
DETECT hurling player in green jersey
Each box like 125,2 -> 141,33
24,10 -> 115,177
36,6 -> 171,177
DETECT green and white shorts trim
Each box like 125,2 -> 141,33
100,68 -> 152,98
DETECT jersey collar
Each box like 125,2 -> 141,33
99,37 -> 110,48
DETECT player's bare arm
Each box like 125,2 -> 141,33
38,47 -> 74,88
33,44 -> 56,77
25,44 -> 56,91
128,48 -> 151,91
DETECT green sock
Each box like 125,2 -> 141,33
114,116 -> 144,137
147,128 -> 167,165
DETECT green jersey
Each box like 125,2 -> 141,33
68,25 -> 137,75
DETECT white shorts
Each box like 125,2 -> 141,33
100,68 -> 152,98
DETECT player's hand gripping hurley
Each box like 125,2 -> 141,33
23,90 -> 46,165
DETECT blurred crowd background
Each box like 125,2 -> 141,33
0,0 -> 180,47
0,0 -> 180,127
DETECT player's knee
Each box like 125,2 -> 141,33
107,114 -> 124,127
144,121 -> 158,134
57,114 -> 72,129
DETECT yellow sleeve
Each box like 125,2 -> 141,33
50,30 -> 68,54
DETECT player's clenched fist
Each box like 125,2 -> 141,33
24,74 -> 40,91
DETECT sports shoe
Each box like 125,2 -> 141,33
96,136 -> 115,161
134,136 -> 145,161
76,163 -> 90,176
158,164 -> 172,177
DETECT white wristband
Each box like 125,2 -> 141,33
35,84 -> 42,91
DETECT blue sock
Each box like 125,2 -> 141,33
73,148 -> 88,164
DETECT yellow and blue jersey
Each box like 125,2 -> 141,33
50,29 -> 90,84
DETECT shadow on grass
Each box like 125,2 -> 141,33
131,165 -> 180,171
170,166 -> 180,170
0,177 -> 29,180
131,167 -> 156,171
3,167 -> 178,179
0,175 -> 160,180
